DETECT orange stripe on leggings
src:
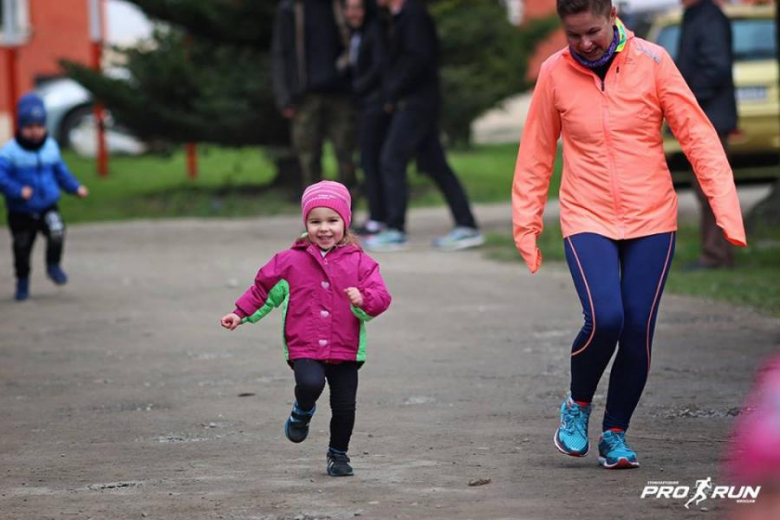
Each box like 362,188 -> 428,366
567,237 -> 596,357
645,232 -> 675,374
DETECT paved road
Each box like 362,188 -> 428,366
1,199 -> 777,519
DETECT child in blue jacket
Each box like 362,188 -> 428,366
0,93 -> 89,301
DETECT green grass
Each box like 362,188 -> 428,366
1,144 -> 775,314
484,225 -> 780,316
0,143 -> 556,224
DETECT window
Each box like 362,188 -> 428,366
0,0 -> 31,45
654,18 -> 777,63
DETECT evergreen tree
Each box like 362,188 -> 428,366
64,0 -> 557,174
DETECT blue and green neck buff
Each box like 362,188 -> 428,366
570,19 -> 627,69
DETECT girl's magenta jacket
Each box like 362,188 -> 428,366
233,241 -> 391,363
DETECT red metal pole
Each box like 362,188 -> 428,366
186,143 -> 198,179
6,47 -> 19,134
91,41 -> 108,177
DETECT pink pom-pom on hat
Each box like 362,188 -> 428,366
301,181 -> 352,229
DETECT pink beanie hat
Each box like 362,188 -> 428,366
301,181 -> 352,229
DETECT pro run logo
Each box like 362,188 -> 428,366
641,477 -> 761,508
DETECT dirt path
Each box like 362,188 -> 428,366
1,205 -> 777,520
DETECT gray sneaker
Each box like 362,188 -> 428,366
432,227 -> 485,251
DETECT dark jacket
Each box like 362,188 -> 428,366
271,0 -> 350,111
350,17 -> 388,110
385,0 -> 440,110
677,0 -> 737,134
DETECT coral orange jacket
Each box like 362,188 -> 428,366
512,27 -> 746,273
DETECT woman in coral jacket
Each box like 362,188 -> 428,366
512,0 -> 746,470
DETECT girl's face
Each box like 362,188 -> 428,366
345,0 -> 365,29
20,124 -> 46,144
306,207 -> 345,251
562,7 -> 616,61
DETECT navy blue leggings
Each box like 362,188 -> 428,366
564,232 -> 676,431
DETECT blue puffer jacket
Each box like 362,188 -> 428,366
0,136 -> 81,214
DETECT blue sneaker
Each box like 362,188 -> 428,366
15,278 -> 29,301
363,229 -> 408,252
598,430 -> 639,469
554,397 -> 591,457
46,264 -> 68,285
432,227 -> 485,251
284,402 -> 315,443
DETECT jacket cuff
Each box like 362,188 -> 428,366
233,308 -> 248,319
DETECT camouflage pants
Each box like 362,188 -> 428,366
291,92 -> 357,192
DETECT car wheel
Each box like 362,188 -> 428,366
58,105 -> 94,148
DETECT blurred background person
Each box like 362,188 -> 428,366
271,0 -> 359,194
677,0 -> 738,269
364,0 -> 484,252
345,0 -> 391,236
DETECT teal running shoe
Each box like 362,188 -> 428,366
554,397 -> 591,457
598,430 -> 639,469
284,402 -> 315,443
432,227 -> 485,251
363,229 -> 408,252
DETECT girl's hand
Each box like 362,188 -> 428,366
221,313 -> 242,330
77,185 -> 89,198
344,287 -> 363,308
21,186 -> 33,200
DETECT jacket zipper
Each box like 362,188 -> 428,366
596,63 -> 626,239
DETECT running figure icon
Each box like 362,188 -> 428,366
685,477 -> 713,509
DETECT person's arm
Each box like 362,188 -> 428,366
354,22 -> 387,97
271,4 -> 295,113
350,254 -> 391,321
384,10 -> 436,104
233,253 -> 288,321
685,11 -> 733,103
511,62 -> 562,273
657,49 -> 746,247
0,155 -> 25,199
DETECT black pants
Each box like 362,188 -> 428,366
293,359 -> 358,453
380,107 -> 477,232
359,108 -> 392,223
7,206 -> 65,280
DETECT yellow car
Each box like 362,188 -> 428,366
647,3 -> 779,176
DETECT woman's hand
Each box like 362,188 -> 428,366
221,313 -> 242,330
77,185 -> 89,198
21,186 -> 33,200
344,287 -> 363,308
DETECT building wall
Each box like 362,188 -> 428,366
522,0 -> 567,80
0,0 -> 93,140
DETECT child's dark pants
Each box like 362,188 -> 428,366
293,359 -> 358,452
7,206 -> 65,279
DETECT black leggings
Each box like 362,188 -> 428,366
7,206 -> 65,279
293,359 -> 358,452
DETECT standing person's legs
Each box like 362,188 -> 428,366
379,109 -> 431,233
604,232 -> 676,432
291,94 -> 326,189
359,109 -> 391,225
564,234 -> 624,403
415,124 -> 477,230
8,211 -> 38,281
691,135 -> 734,268
325,93 -> 359,195
324,362 -> 359,453
555,233 -> 623,457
